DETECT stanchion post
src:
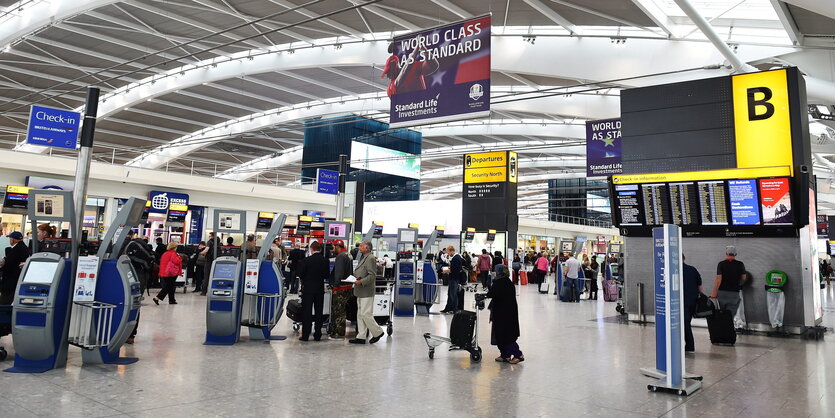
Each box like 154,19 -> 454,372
71,87 -> 100,271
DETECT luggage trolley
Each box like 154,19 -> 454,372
423,292 -> 486,362
287,287 -> 332,334
374,280 -> 395,336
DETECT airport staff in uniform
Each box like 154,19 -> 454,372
0,231 -> 28,305
349,241 -> 384,345
328,240 -> 353,339
297,241 -> 328,341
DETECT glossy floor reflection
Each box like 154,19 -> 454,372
2,284 -> 835,417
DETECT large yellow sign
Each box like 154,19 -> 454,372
465,167 -> 507,183
464,151 -> 507,169
612,166 -> 791,184
732,69 -> 794,175
6,185 -> 32,194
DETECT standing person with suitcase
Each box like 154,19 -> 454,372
441,246 -> 464,314
477,249 -> 492,290
483,265 -> 524,364
296,241 -> 329,341
711,246 -> 747,317
562,252 -> 581,302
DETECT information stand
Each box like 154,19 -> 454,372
205,209 -> 246,345
640,224 -> 702,396
6,190 -> 76,373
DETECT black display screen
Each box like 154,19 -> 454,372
614,184 -> 643,226
296,220 -> 311,235
464,231 -> 475,241
373,225 -> 383,238
697,181 -> 729,226
641,183 -> 671,225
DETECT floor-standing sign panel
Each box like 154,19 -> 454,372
461,150 -> 518,247
641,224 -> 701,395
387,15 -> 491,128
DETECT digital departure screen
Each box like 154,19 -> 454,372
668,182 -> 699,225
166,204 -> 187,224
256,212 -> 274,231
296,220 -> 311,235
464,231 -> 475,241
697,181 -> 728,225
614,184 -> 643,226
373,225 -> 383,238
213,263 -> 238,280
728,179 -> 760,225
759,178 -> 793,225
486,232 -> 496,242
3,185 -> 31,214
641,183 -> 671,225
24,261 -> 60,284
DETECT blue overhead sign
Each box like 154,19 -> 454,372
148,190 -> 189,213
316,169 -> 339,195
26,105 -> 81,149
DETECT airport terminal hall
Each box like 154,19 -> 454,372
3,0 -> 835,417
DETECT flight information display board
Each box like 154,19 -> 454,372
614,184 -> 643,226
611,175 -> 796,237
697,181 -> 728,226
668,182 -> 698,225
642,183 -> 671,225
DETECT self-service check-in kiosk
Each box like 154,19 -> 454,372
393,228 -> 419,317
75,197 -> 147,365
606,242 -> 622,281
240,214 -> 287,341
415,227 -> 443,315
6,190 -> 76,373
205,210 -> 247,345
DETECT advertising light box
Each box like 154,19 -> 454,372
728,179 -> 760,225
759,178 -> 793,225
350,141 -> 421,179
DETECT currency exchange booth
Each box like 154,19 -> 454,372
205,209 -> 247,345
6,190 -> 76,373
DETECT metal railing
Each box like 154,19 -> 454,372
240,293 -> 282,327
68,301 -> 116,349
550,214 -> 613,228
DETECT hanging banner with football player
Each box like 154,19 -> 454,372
384,15 -> 491,128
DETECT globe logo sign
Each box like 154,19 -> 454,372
151,193 -> 169,210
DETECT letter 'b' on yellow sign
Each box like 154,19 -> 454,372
732,69 -> 793,175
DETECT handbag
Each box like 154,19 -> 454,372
694,293 -> 715,318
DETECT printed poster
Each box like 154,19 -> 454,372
586,118 -> 622,177
758,178 -> 793,225
73,256 -> 99,302
244,259 -> 260,295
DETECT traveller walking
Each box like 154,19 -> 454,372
153,242 -> 181,305
711,246 -> 746,316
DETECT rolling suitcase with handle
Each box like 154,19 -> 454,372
706,309 -> 736,346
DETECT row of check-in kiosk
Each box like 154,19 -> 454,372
4,190 -> 453,374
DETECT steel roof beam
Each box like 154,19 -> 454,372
631,0 -> 675,37
430,0 -> 472,18
523,0 -> 579,35
770,0 -> 804,46
269,0 -> 364,37
346,0 -> 419,31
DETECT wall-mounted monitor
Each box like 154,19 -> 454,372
325,221 -> 351,240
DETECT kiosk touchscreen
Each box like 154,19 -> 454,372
205,209 -> 247,345
6,190 -> 76,374
394,228 -> 419,317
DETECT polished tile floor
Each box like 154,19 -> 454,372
2,284 -> 835,417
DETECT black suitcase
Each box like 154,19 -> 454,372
286,299 -> 303,323
707,309 -> 736,346
450,310 -> 477,348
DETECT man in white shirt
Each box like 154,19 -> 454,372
563,252 -> 581,303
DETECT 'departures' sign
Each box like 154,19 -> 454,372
385,15 -> 491,128
26,105 -> 82,150
586,118 -> 622,177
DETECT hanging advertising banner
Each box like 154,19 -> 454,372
586,118 -> 622,177
386,15 -> 491,128
73,256 -> 100,302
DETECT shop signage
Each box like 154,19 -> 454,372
387,15 -> 491,128
586,118 -> 622,177
316,169 -> 339,195
148,190 -> 189,213
25,105 -> 82,150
